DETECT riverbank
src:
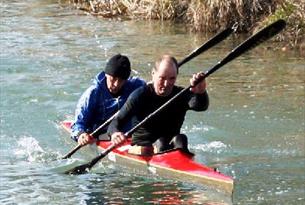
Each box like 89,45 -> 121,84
66,0 -> 304,52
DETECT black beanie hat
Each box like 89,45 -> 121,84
104,54 -> 131,80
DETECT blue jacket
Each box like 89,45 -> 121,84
71,71 -> 145,141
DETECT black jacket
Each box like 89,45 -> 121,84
107,83 -> 209,146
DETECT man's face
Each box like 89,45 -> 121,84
152,61 -> 177,97
106,74 -> 126,95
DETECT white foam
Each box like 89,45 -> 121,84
14,136 -> 46,162
191,141 -> 229,153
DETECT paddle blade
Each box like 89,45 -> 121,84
64,144 -> 116,175
205,19 -> 286,78
223,19 -> 285,65
64,163 -> 91,175
64,154 -> 102,175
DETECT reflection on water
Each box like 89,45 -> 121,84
78,174 -> 232,205
1,0 -> 304,204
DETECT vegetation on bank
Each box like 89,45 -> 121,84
67,0 -> 304,50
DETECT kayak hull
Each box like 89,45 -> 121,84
61,120 -> 234,195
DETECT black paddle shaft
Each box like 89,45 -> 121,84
65,20 -> 285,175
85,18 -> 285,169
65,19 -> 286,175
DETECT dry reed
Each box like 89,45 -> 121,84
67,0 -> 304,49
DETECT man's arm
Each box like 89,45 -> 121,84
71,87 -> 97,141
188,72 -> 209,111
107,86 -> 144,145
188,91 -> 209,111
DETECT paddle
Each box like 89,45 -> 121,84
62,25 -> 236,160
61,111 -> 118,159
65,19 -> 285,175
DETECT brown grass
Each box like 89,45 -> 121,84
186,0 -> 279,32
68,0 -> 279,31
67,0 -> 304,49
68,0 -> 187,19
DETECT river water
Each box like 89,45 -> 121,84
1,0 -> 304,204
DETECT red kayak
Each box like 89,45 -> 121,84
61,120 -> 234,195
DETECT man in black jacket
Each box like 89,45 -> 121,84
108,55 -> 209,155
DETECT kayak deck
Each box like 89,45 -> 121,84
61,120 -> 234,195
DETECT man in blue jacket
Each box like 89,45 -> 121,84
71,54 -> 146,145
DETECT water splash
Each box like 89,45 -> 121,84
191,141 -> 230,154
182,122 -> 212,133
14,136 -> 59,162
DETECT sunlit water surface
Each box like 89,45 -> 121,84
1,0 -> 304,204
